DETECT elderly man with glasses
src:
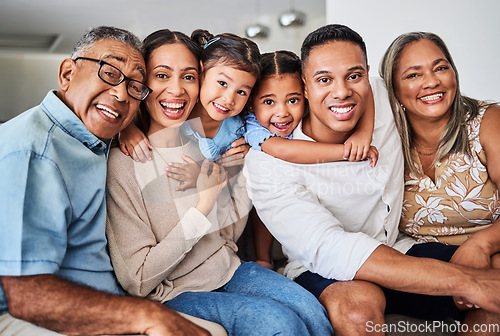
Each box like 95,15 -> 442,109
0,26 -> 224,336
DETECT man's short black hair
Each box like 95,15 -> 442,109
301,24 -> 367,67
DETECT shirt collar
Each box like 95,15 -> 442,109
292,120 -> 312,141
41,91 -> 109,154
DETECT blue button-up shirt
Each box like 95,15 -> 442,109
0,91 -> 122,315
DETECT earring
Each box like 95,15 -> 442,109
400,103 -> 406,112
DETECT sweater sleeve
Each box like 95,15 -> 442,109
105,150 -> 214,298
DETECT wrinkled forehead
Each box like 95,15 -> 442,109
85,39 -> 146,79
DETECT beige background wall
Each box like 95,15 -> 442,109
0,54 -> 63,122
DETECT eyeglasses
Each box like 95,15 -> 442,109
74,57 -> 152,101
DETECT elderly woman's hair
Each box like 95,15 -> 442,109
135,29 -> 202,134
71,26 -> 142,59
191,29 -> 261,81
379,31 -> 481,175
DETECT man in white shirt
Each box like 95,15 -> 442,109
244,24 -> 500,335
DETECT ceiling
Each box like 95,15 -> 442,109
0,0 -> 326,55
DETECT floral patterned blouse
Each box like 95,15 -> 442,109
400,107 -> 500,245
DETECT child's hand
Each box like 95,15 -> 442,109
343,132 -> 372,162
219,137 -> 250,167
164,155 -> 201,191
118,123 -> 152,163
195,160 -> 228,216
366,146 -> 379,167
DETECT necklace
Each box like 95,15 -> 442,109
414,141 -> 437,150
414,141 -> 437,156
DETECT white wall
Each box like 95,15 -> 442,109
0,54 -> 64,122
326,0 -> 500,102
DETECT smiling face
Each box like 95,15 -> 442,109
302,41 -> 370,144
58,39 -> 145,140
250,74 -> 304,137
144,43 -> 199,135
198,64 -> 257,122
394,38 -> 457,124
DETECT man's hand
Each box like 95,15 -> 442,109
450,237 -> 493,309
142,309 -> 211,336
0,275 -> 211,336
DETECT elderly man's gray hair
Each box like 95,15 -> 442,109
71,26 -> 142,59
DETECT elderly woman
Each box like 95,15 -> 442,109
380,31 -> 500,327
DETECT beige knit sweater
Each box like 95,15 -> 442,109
105,140 -> 251,302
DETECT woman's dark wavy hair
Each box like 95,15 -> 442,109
191,29 -> 261,81
136,29 -> 202,133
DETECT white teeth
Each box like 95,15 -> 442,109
420,93 -> 443,101
160,102 -> 185,109
329,106 -> 353,114
272,122 -> 290,127
97,104 -> 119,118
213,102 -> 229,111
